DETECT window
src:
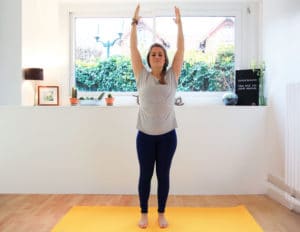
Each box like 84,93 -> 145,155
73,15 -> 235,94
74,17 -> 135,92
156,16 -> 235,92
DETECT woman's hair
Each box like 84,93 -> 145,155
146,43 -> 169,84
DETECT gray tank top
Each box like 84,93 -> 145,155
136,67 -> 178,135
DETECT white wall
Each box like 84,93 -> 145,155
0,0 -> 271,195
262,0 -> 300,179
0,106 -> 268,194
1,0 -> 300,197
22,0 -> 65,101
0,0 -> 22,105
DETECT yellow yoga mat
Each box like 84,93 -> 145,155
51,205 -> 263,232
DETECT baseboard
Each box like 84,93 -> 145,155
267,174 -> 300,200
267,174 -> 300,214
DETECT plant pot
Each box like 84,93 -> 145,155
222,92 -> 238,105
105,97 -> 114,106
70,97 -> 79,106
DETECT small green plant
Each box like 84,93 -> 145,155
107,93 -> 113,98
251,60 -> 266,105
71,87 -> 77,98
98,92 -> 105,100
78,92 -> 105,101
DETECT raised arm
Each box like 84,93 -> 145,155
172,6 -> 184,81
130,4 -> 144,81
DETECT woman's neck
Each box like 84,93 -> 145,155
151,68 -> 162,79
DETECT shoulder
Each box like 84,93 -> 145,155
137,67 -> 151,87
166,68 -> 175,76
138,67 -> 151,79
166,68 -> 178,86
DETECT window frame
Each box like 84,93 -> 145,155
69,2 -> 258,104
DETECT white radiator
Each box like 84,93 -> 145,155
267,83 -> 300,213
286,83 -> 300,201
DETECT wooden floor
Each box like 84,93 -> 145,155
0,194 -> 299,232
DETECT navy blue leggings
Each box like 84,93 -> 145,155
136,129 -> 177,213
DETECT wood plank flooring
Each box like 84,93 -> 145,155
0,194 -> 299,232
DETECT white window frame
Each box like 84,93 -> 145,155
69,2 -> 259,105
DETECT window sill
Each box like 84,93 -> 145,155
71,91 -> 266,107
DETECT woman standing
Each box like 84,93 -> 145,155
130,4 -> 184,229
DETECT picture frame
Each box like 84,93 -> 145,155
37,86 -> 59,106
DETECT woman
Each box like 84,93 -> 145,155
130,4 -> 184,229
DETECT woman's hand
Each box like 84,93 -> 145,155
172,6 -> 184,81
174,6 -> 181,25
130,4 -> 143,80
133,4 -> 141,22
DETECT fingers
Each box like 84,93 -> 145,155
135,4 -> 140,14
174,6 -> 181,24
174,6 -> 180,17
134,4 -> 140,20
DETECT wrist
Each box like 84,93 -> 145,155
131,18 -> 138,26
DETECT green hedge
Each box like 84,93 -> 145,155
76,56 -> 136,92
75,46 -> 234,92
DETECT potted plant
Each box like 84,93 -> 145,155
69,87 -> 78,105
222,92 -> 238,105
78,92 -> 105,106
98,92 -> 105,101
105,93 -> 114,106
251,61 -> 266,105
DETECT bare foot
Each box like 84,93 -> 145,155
138,213 -> 148,229
158,213 -> 168,228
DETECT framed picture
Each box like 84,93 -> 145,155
37,86 -> 59,106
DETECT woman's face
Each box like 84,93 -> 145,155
149,46 -> 166,69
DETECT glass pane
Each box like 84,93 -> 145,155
135,18 -> 154,61
156,16 -> 235,91
75,17 -> 136,92
75,18 -> 130,61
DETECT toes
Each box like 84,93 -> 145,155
138,223 -> 147,229
159,222 -> 168,228
158,217 -> 168,228
138,215 -> 148,229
